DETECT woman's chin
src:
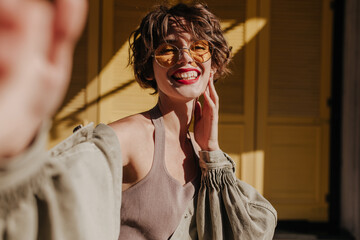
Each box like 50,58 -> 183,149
177,89 -> 203,100
178,84 -> 207,98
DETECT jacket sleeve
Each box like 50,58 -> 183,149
196,150 -> 277,240
0,123 -> 123,240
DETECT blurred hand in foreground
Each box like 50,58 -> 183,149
0,0 -> 87,160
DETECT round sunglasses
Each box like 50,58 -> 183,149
153,40 -> 213,68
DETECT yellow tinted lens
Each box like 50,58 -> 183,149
190,40 -> 211,63
154,44 -> 179,67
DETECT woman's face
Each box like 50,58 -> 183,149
152,21 -> 213,103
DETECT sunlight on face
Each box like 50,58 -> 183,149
152,19 -> 213,103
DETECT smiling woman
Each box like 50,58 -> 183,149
129,4 -> 231,93
108,3 -> 277,240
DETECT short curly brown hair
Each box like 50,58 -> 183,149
129,3 -> 232,93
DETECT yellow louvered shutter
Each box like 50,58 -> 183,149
258,0 -> 332,221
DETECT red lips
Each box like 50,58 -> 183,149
171,68 -> 201,85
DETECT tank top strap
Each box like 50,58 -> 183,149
149,106 -> 165,170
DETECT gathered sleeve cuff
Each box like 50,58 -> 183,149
196,150 -> 277,240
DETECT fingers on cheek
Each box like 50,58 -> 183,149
195,101 -> 202,119
203,87 -> 211,104
205,92 -> 217,110
213,90 -> 219,107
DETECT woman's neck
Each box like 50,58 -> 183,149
157,96 -> 195,141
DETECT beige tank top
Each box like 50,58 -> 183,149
118,106 -> 200,240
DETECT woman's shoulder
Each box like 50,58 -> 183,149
108,111 -> 153,138
108,111 -> 154,166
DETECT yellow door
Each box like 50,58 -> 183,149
256,0 -> 333,221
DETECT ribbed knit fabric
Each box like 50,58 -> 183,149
119,106 -> 199,240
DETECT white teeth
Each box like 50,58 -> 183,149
173,71 -> 198,80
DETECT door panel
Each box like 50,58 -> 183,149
266,126 -> 322,203
259,0 -> 332,221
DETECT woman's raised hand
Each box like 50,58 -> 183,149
0,0 -> 87,159
194,73 -> 220,151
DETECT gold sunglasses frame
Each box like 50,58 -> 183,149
153,40 -> 214,68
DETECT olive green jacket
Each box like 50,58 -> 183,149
0,123 -> 276,240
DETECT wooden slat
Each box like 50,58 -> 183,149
269,0 -> 322,117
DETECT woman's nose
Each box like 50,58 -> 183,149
177,48 -> 194,64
